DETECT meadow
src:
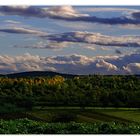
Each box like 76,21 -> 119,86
25,107 -> 140,123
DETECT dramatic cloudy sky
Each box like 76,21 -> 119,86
0,6 -> 140,74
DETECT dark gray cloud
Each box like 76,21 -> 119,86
55,15 -> 140,25
0,6 -> 46,17
115,49 -> 122,54
0,6 -> 87,18
0,27 -> 46,35
132,12 -> 140,19
43,31 -> 140,48
1,6 -> 140,25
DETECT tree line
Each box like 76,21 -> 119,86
0,75 -> 140,110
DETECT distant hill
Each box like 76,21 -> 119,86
0,71 -> 140,78
1,71 -> 76,78
0,74 -> 4,77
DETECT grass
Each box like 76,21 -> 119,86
96,109 -> 140,123
0,106 -> 139,124
25,107 -> 140,123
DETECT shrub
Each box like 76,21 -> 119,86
0,119 -> 140,134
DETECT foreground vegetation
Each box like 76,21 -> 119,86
0,118 -> 140,134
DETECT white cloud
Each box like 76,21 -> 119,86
0,27 -> 47,35
0,53 -> 140,75
96,59 -> 118,71
4,20 -> 21,24
123,63 -> 140,74
82,45 -> 96,51
43,6 -> 89,18
100,46 -> 111,51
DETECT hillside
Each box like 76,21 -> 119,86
0,71 -> 76,78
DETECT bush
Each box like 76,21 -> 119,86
0,119 -> 140,134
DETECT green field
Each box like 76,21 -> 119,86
22,107 -> 140,124
0,107 -> 140,134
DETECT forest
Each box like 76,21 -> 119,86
0,74 -> 140,111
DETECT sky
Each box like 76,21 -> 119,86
0,6 -> 140,74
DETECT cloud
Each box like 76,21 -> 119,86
96,59 -> 118,71
3,30 -> 139,50
1,6 -> 140,25
82,45 -> 96,51
44,31 -> 140,48
4,20 -> 21,24
43,53 -> 140,74
44,6 -> 88,18
0,27 -> 47,35
119,24 -> 140,29
0,6 -> 88,19
115,49 -> 122,54
100,46 -> 111,51
123,63 -> 140,74
132,11 -> 140,19
13,31 -> 140,50
0,53 -> 44,73
0,53 -> 140,75
1,27 -> 140,49
79,7 -> 138,13
0,6 -> 44,17
14,41 -> 70,50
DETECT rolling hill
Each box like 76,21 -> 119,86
0,71 -> 76,78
